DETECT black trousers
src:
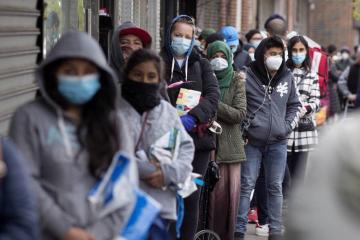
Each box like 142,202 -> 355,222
178,150 -> 211,240
287,151 -> 309,182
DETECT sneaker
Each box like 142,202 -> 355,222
255,223 -> 269,237
247,208 -> 258,223
234,232 -> 245,240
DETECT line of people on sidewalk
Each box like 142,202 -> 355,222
1,13 -> 324,240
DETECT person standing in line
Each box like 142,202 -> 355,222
338,49 -> 360,108
161,15 -> 220,240
245,29 -> 263,49
219,26 -> 251,71
9,32 -> 137,240
286,35 -> 320,185
119,48 -> 195,236
234,36 -> 301,240
206,40 -> 247,240
110,21 -> 152,80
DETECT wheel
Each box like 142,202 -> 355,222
193,230 -> 221,240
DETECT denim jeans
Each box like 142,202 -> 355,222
235,142 -> 287,234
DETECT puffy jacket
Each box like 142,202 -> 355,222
119,98 -> 194,220
216,73 -> 247,163
162,15 -> 220,151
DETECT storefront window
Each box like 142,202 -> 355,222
43,0 -> 85,56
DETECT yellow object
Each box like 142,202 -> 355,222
316,106 -> 328,126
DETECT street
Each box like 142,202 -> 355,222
245,224 -> 267,240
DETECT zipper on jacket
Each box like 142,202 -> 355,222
265,95 -> 272,145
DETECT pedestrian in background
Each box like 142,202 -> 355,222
286,35 -> 320,185
219,26 -> 251,70
245,29 -> 263,49
197,28 -> 216,55
9,32 -> 136,240
161,15 -> 220,240
338,49 -> 360,108
119,48 -> 195,235
335,47 -> 353,73
0,138 -> 38,240
110,21 -> 152,80
206,40 -> 247,240
235,36 -> 301,240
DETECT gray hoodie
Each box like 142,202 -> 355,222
119,98 -> 194,220
9,32 -> 137,240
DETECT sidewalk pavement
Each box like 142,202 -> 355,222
245,224 -> 267,240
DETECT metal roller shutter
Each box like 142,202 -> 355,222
0,0 -> 41,135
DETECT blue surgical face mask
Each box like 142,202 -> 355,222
58,73 -> 101,105
230,45 -> 238,53
171,37 -> 192,56
292,53 -> 306,66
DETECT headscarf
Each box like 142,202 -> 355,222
199,28 -> 216,41
207,41 -> 234,100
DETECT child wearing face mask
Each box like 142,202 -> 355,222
285,35 -> 320,188
119,49 -> 195,236
206,41 -> 247,240
9,32 -> 137,240
161,15 -> 220,240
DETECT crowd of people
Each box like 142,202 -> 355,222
1,12 -> 359,240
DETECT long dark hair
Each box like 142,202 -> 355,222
43,59 -> 119,178
287,35 -> 311,71
124,49 -> 164,81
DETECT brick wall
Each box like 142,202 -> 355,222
308,0 -> 353,49
196,0 -> 220,30
196,0 -> 241,31
241,0 -> 257,33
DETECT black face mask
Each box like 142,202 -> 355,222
122,79 -> 161,114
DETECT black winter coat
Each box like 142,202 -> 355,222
161,50 -> 220,151
233,49 -> 252,71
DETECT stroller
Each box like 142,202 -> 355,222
194,158 -> 221,240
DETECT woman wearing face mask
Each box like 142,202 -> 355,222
286,35 -> 320,185
119,49 -> 194,236
161,15 -> 220,239
206,41 -> 247,240
9,32 -> 136,240
244,44 -> 256,62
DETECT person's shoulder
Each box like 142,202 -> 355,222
13,98 -> 49,117
233,70 -> 246,83
159,100 -> 178,114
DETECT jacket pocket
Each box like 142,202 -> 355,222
247,113 -> 270,142
271,116 -> 288,140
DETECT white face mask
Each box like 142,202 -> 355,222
249,53 -> 255,61
341,52 -> 350,60
210,57 -> 229,71
251,40 -> 261,49
265,55 -> 283,71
